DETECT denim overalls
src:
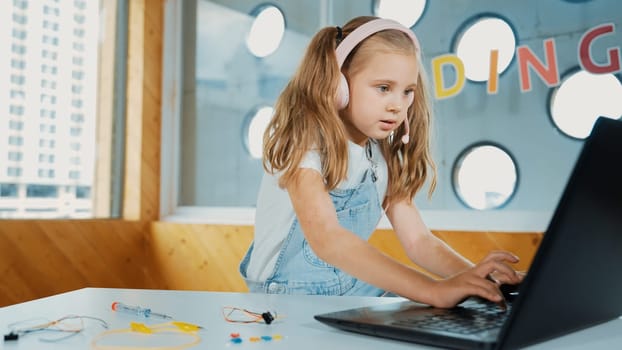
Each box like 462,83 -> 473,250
239,169 -> 385,296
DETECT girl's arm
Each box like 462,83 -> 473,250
288,169 -> 515,307
385,199 -> 475,278
386,200 -> 523,291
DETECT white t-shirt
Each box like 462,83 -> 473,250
246,140 -> 388,281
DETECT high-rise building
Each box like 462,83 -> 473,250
0,0 -> 98,218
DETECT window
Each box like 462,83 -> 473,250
13,0 -> 28,10
12,44 -> 26,54
9,120 -> 23,130
169,1 -> 302,210
41,65 -> 58,75
0,0 -> 127,219
12,29 -> 27,40
74,14 -> 85,24
76,186 -> 90,199
0,184 -> 18,197
73,42 -> 85,51
453,14 -> 516,82
43,5 -> 60,16
10,74 -> 25,84
244,106 -> 273,159
37,154 -> 56,163
8,152 -> 23,161
246,4 -> 285,58
40,109 -> 57,119
11,59 -> 26,69
41,94 -> 57,104
9,105 -> 24,115
43,20 -> 59,31
10,90 -> 25,99
162,0 -> 622,232
70,127 -> 82,136
12,13 -> 27,25
71,113 -> 85,123
452,143 -> 518,210
7,167 -> 22,177
26,185 -> 58,198
41,80 -> 57,89
39,124 -> 56,133
74,0 -> 86,10
42,35 -> 59,46
42,49 -> 58,60
548,68 -> 622,139
373,0 -> 426,28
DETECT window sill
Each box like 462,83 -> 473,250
162,207 -> 550,232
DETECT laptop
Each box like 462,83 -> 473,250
315,116 -> 622,350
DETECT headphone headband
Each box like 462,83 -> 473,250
333,18 -> 419,144
335,19 -> 421,68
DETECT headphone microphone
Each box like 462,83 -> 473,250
401,92 -> 415,144
335,19 -> 420,145
401,119 -> 410,144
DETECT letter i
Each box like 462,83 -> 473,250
488,49 -> 499,94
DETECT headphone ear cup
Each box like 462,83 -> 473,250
336,73 -> 350,110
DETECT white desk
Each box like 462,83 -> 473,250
1,288 -> 620,349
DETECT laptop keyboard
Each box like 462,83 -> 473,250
391,300 -> 510,335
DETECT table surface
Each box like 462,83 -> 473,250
1,288 -> 621,349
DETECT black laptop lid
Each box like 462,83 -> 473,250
498,117 -> 622,349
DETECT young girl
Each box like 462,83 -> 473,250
239,16 -> 521,308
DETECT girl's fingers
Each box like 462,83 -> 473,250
489,268 -> 523,285
440,252 -> 523,307
474,260 -> 516,281
477,253 -> 522,284
466,277 -> 503,303
488,271 -> 510,285
481,251 -> 520,264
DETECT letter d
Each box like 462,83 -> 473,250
432,54 -> 465,99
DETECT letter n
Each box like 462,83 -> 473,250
517,39 -> 559,92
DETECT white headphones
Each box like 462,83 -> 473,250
335,19 -> 421,144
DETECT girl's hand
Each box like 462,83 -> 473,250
428,251 -> 522,308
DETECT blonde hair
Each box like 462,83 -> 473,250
263,16 -> 436,204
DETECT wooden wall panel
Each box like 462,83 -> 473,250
0,220 -> 166,307
149,223 -> 542,293
0,219 -> 542,307
149,223 -> 253,292
370,229 -> 542,275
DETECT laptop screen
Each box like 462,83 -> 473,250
315,117 -> 622,350
498,117 -> 622,349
